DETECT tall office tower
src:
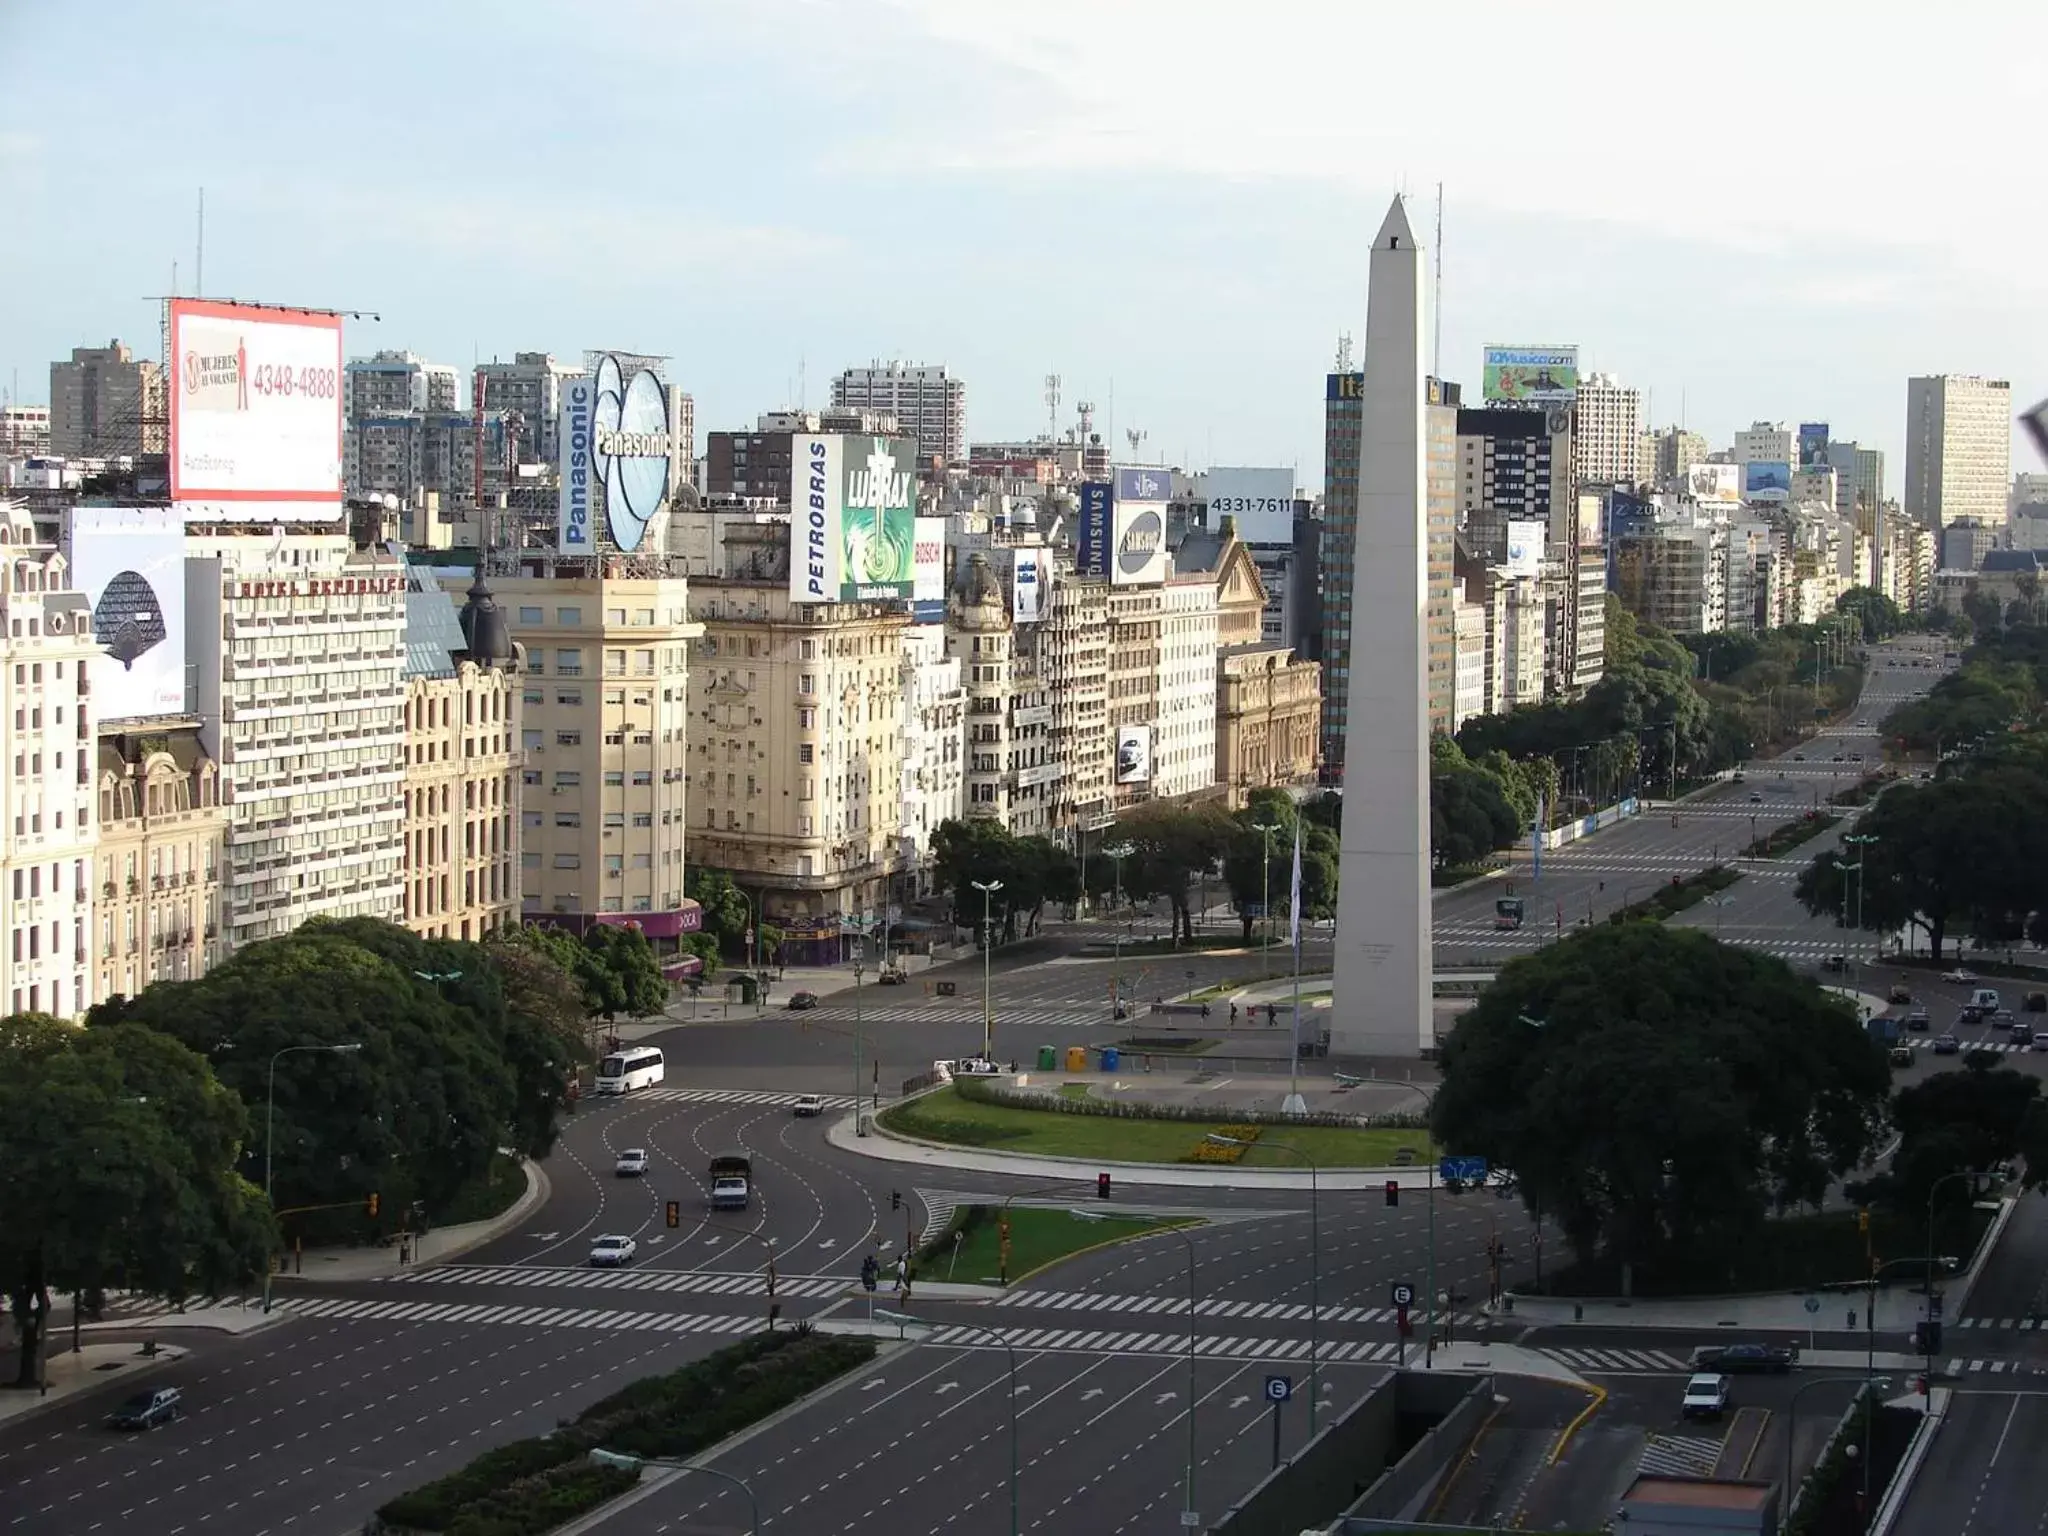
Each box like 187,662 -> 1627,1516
832,363 -> 965,467
1332,196 -> 1432,1060
1319,371 -> 1363,770
1905,375 -> 2012,530
48,341 -> 165,458
345,351 -> 461,420
1733,422 -> 1796,466
1826,441 -> 1887,533
473,352 -> 588,466
1424,383 -> 1460,734
1571,373 -> 1642,487
0,501 -> 99,1019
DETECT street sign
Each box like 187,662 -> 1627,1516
1263,1374 -> 1293,1403
1390,1282 -> 1416,1308
1439,1155 -> 1487,1183
1180,1514 -> 1202,1529
1804,1295 -> 1821,1314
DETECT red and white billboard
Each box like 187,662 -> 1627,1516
169,299 -> 343,517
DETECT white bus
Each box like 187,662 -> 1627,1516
596,1046 -> 665,1095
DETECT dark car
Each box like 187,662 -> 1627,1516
1888,984 -> 1914,1005
877,966 -> 909,985
1933,1034 -> 1961,1055
1959,1004 -> 1985,1025
787,991 -> 819,1011
1888,1045 -> 1915,1068
107,1387 -> 182,1430
2012,1025 -> 2036,1047
1822,954 -> 1849,973
2026,993 -> 2047,1014
1693,1343 -> 1798,1375
1905,1008 -> 1931,1031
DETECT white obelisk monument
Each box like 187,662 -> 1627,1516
1330,195 -> 1433,1058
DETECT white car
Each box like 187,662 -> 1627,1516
792,1094 -> 824,1118
1941,968 -> 1978,985
950,1056 -> 1004,1076
590,1234 -> 637,1267
614,1148 -> 650,1177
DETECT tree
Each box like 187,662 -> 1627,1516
1836,587 -> 1904,643
1432,924 -> 1889,1286
1110,802 -> 1236,945
521,921 -> 669,1023
1431,756 -> 1520,870
1879,1061 -> 2048,1209
685,868 -> 753,958
0,1015 -> 271,1388
929,819 -> 1080,940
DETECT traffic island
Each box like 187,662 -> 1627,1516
1742,811 -> 1842,860
367,1326 -> 875,1536
1607,863 -> 1743,923
914,1204 -> 1203,1286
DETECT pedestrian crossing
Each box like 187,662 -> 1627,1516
280,1295 -> 771,1335
790,1003 -> 1113,1031
1944,1357 -> 2048,1378
379,1262 -> 849,1297
916,1323 -> 1410,1364
1952,1316 -> 2048,1330
1001,1288 -> 1486,1329
625,1088 -> 859,1110
1638,1434 -> 1723,1479
1549,1346 -> 1695,1374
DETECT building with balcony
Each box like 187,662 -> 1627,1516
93,725 -> 226,1000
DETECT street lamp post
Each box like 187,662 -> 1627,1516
1210,1134 -> 1320,1434
1783,1376 -> 1890,1517
878,1311 -> 1020,1535
588,1452 -> 758,1533
1922,1169 -> 1996,1381
973,879 -> 1004,1061
1843,833 -> 1878,968
716,1228 -> 781,1328
1104,842 -> 1133,1020
263,1041 -> 363,1313
1252,820 -> 1281,978
851,944 -> 868,1137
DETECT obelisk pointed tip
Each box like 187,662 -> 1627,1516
1374,195 -> 1419,252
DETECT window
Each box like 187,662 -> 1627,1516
605,608 -> 626,626
631,770 -> 652,786
554,771 -> 581,787
554,648 -> 582,675
798,744 -> 814,764
522,729 -> 543,751
518,606 -> 543,624
799,674 -> 815,695
604,770 -> 624,787
552,853 -> 581,869
521,852 -> 540,868
631,812 -> 652,828
798,707 -> 815,728
556,607 -> 582,625
556,691 -> 582,707
556,731 -> 582,747
801,639 -> 816,660
523,769 -> 541,786
555,812 -> 581,828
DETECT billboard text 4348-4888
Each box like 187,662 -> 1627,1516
168,299 -> 343,515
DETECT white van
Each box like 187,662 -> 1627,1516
596,1045 -> 665,1095
1970,988 -> 2002,1013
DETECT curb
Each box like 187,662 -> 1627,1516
0,1342 -> 192,1431
275,1156 -> 552,1288
1870,1388 -> 1946,1536
1949,1196 -> 2018,1318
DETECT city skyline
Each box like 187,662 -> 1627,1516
2,0 -> 2044,487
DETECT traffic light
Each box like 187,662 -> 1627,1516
366,1192 -> 380,1218
890,1189 -> 901,1211
665,1200 -> 680,1229
1384,1180 -> 1399,1207
1097,1172 -> 1112,1200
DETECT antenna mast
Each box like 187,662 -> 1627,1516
1432,182 -> 1443,379
1043,373 -> 1061,443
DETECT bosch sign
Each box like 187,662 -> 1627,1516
556,378 -> 596,553
800,436 -> 832,600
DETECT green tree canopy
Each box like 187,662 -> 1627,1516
1858,1060 -> 2048,1216
1221,791 -> 1339,939
930,819 -> 1081,940
520,921 -> 669,1022
1432,924 -> 1889,1286
1107,802 -> 1236,945
684,867 -> 754,956
1,1014 -> 271,1386
1835,587 -> 1904,642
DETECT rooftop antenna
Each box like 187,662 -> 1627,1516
1044,373 -> 1062,443
1334,333 -> 1354,373
1432,182 -> 1444,379
1125,428 -> 1147,463
195,187 -> 204,299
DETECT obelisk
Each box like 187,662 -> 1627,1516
1330,195 -> 1433,1058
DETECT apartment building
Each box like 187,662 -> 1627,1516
898,621 -> 964,893
400,566 -> 521,942
1040,568 -> 1110,836
1611,524 -> 1727,634
832,363 -> 965,467
705,409 -> 901,499
1647,427 -> 1709,486
1452,596 -> 1487,731
1827,442 -> 1887,531
0,502 -> 98,1017
1425,383 -> 1459,735
1319,371 -> 1361,768
1153,574 -> 1221,802
49,341 -> 164,459
1,406 -> 51,460
1733,422 -> 1796,467
1905,375 -> 2012,530
472,352 -> 587,467
347,351 -> 461,419
93,725 -> 227,999
186,530 -> 409,948
1571,373 -> 1641,487
1183,530 -> 1319,805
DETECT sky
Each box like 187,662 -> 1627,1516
4,0 -> 2045,489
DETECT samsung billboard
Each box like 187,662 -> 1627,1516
1076,482 -> 1113,577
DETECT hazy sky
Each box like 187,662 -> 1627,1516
4,0 -> 2044,488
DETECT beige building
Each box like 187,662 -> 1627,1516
686,573 -> 903,963
1572,372 -> 1642,487
400,568 -> 522,942
1905,375 -> 2012,531
1040,569 -> 1110,837
49,340 -> 165,459
483,568 -> 701,951
93,725 -> 228,1000
0,503 -> 99,1018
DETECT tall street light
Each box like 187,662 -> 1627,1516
1252,820 -> 1282,979
878,1311 -> 1020,1535
1209,1133 -> 1320,1433
1922,1168 -> 1998,1381
973,879 -> 1004,1061
1104,842 -> 1134,1020
850,936 -> 869,1136
1843,833 -> 1878,969
263,1041 -> 363,1313
587,1452 -> 757,1533
1783,1375 -> 1890,1517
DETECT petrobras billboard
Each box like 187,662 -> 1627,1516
1012,547 -> 1047,624
912,516 -> 948,604
787,433 -> 917,602
556,376 -> 596,553
1114,724 -> 1152,785
1798,422 -> 1830,468
1481,344 -> 1579,405
1205,466 -> 1296,545
1743,461 -> 1793,503
1077,481 -> 1113,577
588,353 -> 672,552
1686,463 -> 1742,504
169,298 -> 343,519
66,505 -> 188,720
1503,520 -> 1545,578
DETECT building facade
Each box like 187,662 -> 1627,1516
93,725 -> 227,1001
347,351 -> 461,419
0,406 -> 51,461
1571,373 -> 1642,487
1733,422 -> 1796,467
831,363 -> 965,467
1196,534 -> 1319,806
1319,371 -> 1363,769
1905,375 -> 2012,530
49,341 -> 164,459
897,622 -> 964,892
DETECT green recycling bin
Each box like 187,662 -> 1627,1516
1037,1045 -> 1057,1071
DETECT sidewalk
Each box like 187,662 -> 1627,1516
0,1340 -> 190,1430
276,1156 -> 551,1286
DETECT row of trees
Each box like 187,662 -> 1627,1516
4,917 -> 670,1388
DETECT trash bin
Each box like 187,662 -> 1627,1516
734,975 -> 759,1005
1036,1045 -> 1056,1071
1065,1045 -> 1088,1072
1101,1047 -> 1120,1073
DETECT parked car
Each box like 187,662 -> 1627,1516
2012,1025 -> 2036,1047
590,1234 -> 637,1267
106,1387 -> 182,1431
1933,1034 -> 1961,1056
787,991 -> 819,1011
2033,1034 -> 2048,1053
1693,1343 -> 1798,1375
614,1148 -> 650,1177
1749,792 -> 1764,804
1793,753 -> 1806,761
1888,985 -> 1914,1005
1681,1374 -> 1731,1420
792,1094 -> 824,1118
1822,954 -> 1850,973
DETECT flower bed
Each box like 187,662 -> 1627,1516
1186,1124 -> 1263,1163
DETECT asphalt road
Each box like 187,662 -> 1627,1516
1890,1388 -> 2048,1536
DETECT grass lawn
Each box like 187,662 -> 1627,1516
926,1206 -> 1201,1285
881,1085 -> 1433,1168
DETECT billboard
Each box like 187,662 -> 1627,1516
1798,422 -> 1830,468
787,433 -> 917,602
1116,466 -> 1170,503
1687,463 -> 1742,503
1114,725 -> 1152,785
1076,482 -> 1113,576
1205,466 -> 1297,544
557,376 -> 595,554
1012,548 -> 1047,623
1743,461 -> 1793,503
588,353 -> 673,553
1481,345 -> 1579,405
912,517 -> 948,604
1503,520 -> 1545,578
1326,372 -> 1364,402
1112,502 -> 1168,585
67,505 -> 187,721
168,299 -> 343,517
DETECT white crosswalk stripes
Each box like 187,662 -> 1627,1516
279,1295 -> 770,1335
1549,1346 -> 1693,1374
915,1322 -> 1407,1364
1638,1435 -> 1723,1479
624,1088 -> 859,1109
1956,1316 -> 2047,1329
1004,1288 -> 1483,1328
378,1263 -> 849,1297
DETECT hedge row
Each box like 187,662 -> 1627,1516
1742,811 -> 1842,860
952,1072 -> 1376,1132
1606,864 -> 1743,924
375,1326 -> 876,1533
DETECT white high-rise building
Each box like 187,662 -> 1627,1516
832,363 -> 965,467
1733,422 -> 1796,467
1571,373 -> 1642,487
1905,375 -> 2012,530
346,351 -> 461,420
898,621 -> 964,890
1150,574 -> 1220,802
